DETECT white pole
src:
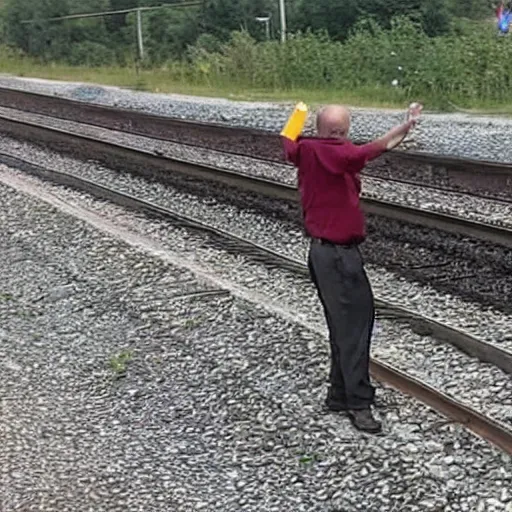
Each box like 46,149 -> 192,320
279,0 -> 286,43
136,8 -> 144,60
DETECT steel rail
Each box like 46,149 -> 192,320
1,86 -> 512,202
1,86 -> 512,177
366,174 -> 512,206
0,86 -> 282,164
0,113 -> 511,249
3,152 -> 511,455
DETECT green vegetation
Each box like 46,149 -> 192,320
0,0 -> 508,110
182,317 -> 201,329
109,350 -> 133,378
181,21 -> 512,109
299,455 -> 314,464
298,452 -> 324,465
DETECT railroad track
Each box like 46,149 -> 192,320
0,86 -> 511,203
2,153 -> 511,456
1,109 -> 512,313
0,112 -> 511,251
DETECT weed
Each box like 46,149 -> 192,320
299,453 -> 322,465
183,318 -> 199,329
109,350 -> 133,378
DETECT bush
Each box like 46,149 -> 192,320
66,41 -> 115,67
181,19 -> 512,105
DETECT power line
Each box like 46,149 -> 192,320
20,1 -> 201,61
20,2 -> 201,25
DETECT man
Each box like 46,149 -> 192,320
282,105 -> 421,433
499,9 -> 512,34
496,1 -> 511,33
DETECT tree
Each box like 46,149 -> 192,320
200,0 -> 275,41
293,0 -> 361,40
422,0 -> 452,36
291,0 -> 452,39
3,0 -> 37,52
144,7 -> 200,63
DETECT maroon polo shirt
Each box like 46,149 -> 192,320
283,137 -> 385,245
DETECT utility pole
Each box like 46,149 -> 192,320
279,0 -> 286,42
21,3 -> 203,62
136,8 -> 144,61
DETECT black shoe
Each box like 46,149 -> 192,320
346,408 -> 382,434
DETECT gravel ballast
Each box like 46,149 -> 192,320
1,74 -> 512,163
2,114 -> 512,313
4,162 -> 512,432
0,133 -> 510,345
2,164 -> 512,432
1,178 -> 512,512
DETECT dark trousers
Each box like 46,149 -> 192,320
308,240 -> 375,410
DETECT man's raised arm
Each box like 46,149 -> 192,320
374,119 -> 416,151
373,102 -> 423,152
353,103 -> 423,166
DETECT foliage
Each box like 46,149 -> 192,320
0,0 -> 508,109
200,0 -> 276,40
109,350 -> 133,378
142,8 -> 199,64
421,0 -> 452,37
180,19 -> 512,106
292,0 -> 453,39
67,41 -> 116,66
0,0 -> 482,63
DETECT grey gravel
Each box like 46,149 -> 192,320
2,161 -> 512,431
0,130 -> 510,352
363,177 -> 512,228
2,74 -> 512,162
0,105 -> 293,185
1,105 -> 511,231
1,178 -> 512,512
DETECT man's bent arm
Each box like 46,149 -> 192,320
281,136 -> 300,166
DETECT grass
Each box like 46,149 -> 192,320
298,452 -> 324,466
3,49 -> 512,114
109,350 -> 133,378
0,57 -> 508,114
0,58 -> 407,108
445,100 -> 512,117
182,317 -> 201,329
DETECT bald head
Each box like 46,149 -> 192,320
316,105 -> 351,139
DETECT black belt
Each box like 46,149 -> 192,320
311,237 -> 359,247
311,237 -> 332,245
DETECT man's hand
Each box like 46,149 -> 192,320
375,102 -> 423,151
407,102 -> 423,122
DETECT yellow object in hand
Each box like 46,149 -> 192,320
281,102 -> 308,141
